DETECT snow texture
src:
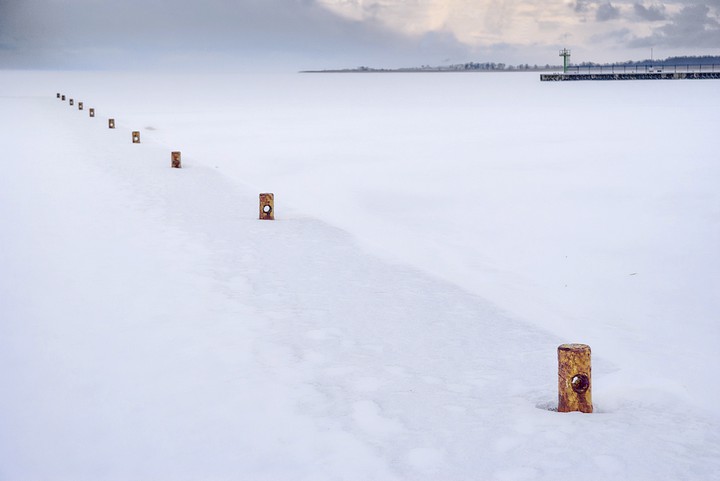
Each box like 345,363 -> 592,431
1,70 -> 719,480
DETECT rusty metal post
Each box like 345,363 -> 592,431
89,108 -> 95,118
132,131 -> 140,143
259,193 -> 274,220
108,119 -> 115,129
171,151 -> 181,168
69,99 -> 74,106
78,102 -> 83,110
61,95 -> 66,101
558,344 -> 592,413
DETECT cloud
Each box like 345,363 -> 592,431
570,0 -> 631,23
564,0 -> 720,54
629,3 -> 720,47
633,3 -> 667,21
596,2 -> 621,21
590,27 -> 633,42
573,0 -> 593,13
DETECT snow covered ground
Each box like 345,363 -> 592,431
1,70 -> 719,480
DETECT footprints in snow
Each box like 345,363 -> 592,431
299,324 -> 469,474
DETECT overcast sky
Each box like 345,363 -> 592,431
1,0 -> 718,70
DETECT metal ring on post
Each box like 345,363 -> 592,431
558,344 -> 593,413
259,193 -> 274,220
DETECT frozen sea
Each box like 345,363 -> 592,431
1,69 -> 719,480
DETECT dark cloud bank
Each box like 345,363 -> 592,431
0,0 -> 474,70
630,3 -> 720,48
574,0 -> 719,51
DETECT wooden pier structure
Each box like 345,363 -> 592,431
542,71 -> 720,81
541,64 -> 720,81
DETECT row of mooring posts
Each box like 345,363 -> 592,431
56,92 -> 277,222
57,92 -> 183,168
55,91 -> 594,408
54,92 -> 595,404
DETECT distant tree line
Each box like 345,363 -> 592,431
438,56 -> 720,70
576,55 -> 720,67
419,62 -> 559,71
304,56 -> 720,74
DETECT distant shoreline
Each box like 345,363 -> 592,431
301,55 -> 720,74
300,68 -> 559,74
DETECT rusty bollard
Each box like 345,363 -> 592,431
78,102 -> 83,110
171,151 -> 181,169
61,95 -> 66,101
108,119 -> 115,129
259,193 -> 274,220
132,131 -> 140,143
558,344 -> 592,413
89,108 -> 95,118
69,99 -> 74,106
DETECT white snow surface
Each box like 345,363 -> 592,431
1,70 -> 719,480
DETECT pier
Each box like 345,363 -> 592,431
541,64 -> 720,81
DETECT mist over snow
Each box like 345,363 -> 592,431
1,69 -> 719,480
